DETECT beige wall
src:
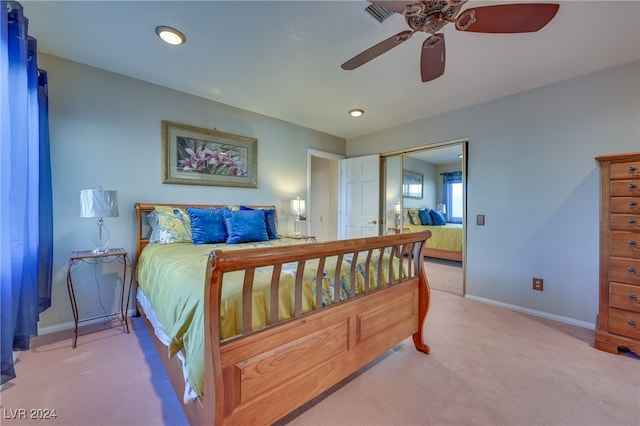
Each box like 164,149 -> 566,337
39,54 -> 345,331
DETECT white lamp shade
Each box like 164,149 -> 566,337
291,198 -> 306,216
80,190 -> 119,218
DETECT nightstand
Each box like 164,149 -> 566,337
282,234 -> 317,242
66,248 -> 132,348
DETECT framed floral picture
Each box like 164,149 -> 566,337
162,120 -> 257,188
402,170 -> 423,199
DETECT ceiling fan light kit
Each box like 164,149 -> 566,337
342,0 -> 559,83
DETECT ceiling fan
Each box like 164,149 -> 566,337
341,0 -> 559,82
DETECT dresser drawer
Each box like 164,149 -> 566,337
610,214 -> 640,231
610,283 -> 640,313
611,162 -> 640,180
610,197 -> 640,214
610,232 -> 640,259
608,308 -> 640,340
609,257 -> 640,285
611,180 -> 640,196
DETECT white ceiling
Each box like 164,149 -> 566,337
23,1 -> 640,140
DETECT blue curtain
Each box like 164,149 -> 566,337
1,0 -> 53,385
442,171 -> 462,224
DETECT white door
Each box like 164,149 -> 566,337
339,154 -> 380,239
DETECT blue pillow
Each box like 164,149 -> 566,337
186,207 -> 227,244
418,209 -> 433,226
223,209 -> 269,244
240,206 -> 279,239
430,209 -> 447,226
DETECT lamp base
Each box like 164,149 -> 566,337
294,218 -> 301,237
91,220 -> 111,254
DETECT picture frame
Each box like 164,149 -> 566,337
162,120 -> 258,188
402,170 -> 423,199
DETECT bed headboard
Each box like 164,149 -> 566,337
134,203 -> 278,262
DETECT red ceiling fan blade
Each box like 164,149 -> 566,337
421,33 -> 445,82
455,3 -> 559,33
342,30 -> 414,70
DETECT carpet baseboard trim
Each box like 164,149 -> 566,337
37,308 -> 137,335
464,295 -> 596,330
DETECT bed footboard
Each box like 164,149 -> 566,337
201,232 -> 431,425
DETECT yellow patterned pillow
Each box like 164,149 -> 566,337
150,206 -> 192,244
407,209 -> 421,225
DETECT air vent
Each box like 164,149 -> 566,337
363,3 -> 395,24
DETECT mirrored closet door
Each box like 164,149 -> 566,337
382,141 -> 467,296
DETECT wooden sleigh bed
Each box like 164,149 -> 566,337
134,202 -> 432,425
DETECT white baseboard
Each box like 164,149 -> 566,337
38,308 -> 137,335
464,294 -> 596,330
39,299 -> 596,335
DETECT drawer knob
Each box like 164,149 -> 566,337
628,240 -> 637,246
630,165 -> 637,172
627,266 -> 637,273
628,218 -> 637,224
628,320 -> 637,327
631,183 -> 638,189
629,293 -> 637,300
629,200 -> 638,207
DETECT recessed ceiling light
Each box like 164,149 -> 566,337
155,26 -> 186,46
349,109 -> 364,117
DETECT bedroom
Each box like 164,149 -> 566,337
2,0 -> 639,424
9,0 -> 637,335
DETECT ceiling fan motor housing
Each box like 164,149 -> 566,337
405,0 -> 467,33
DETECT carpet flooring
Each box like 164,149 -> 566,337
2,287 -> 639,425
424,257 -> 464,296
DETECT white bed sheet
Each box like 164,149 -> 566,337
137,288 -> 198,404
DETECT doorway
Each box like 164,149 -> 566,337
307,149 -> 343,242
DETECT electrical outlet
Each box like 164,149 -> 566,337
533,277 -> 544,291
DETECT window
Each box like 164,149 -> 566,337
442,172 -> 463,224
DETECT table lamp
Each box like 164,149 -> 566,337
80,188 -> 119,253
291,196 -> 306,236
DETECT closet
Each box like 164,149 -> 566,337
382,141 -> 467,295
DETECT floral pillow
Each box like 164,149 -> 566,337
407,209 -> 421,225
149,206 -> 192,244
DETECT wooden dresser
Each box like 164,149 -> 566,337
595,153 -> 640,355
